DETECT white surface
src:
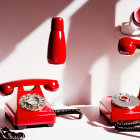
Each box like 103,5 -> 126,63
0,105 -> 140,140
121,20 -> 140,36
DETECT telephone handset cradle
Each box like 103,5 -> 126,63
0,79 -> 59,129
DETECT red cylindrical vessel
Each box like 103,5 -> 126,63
47,17 -> 66,64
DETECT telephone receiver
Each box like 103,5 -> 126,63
99,92 -> 140,131
0,79 -> 59,95
118,37 -> 140,55
1,79 -> 59,130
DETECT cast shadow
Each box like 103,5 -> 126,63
63,0 -> 139,105
0,0 -> 71,63
79,106 -> 140,138
0,108 -> 14,130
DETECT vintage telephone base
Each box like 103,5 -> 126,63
5,97 -> 55,130
5,112 -> 54,130
1,79 -> 58,130
99,96 -> 140,124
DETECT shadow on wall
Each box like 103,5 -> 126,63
63,0 -> 139,105
0,0 -> 71,62
0,0 -> 139,106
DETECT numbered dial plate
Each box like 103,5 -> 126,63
111,93 -> 139,109
19,93 -> 46,111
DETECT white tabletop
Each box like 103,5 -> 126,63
0,105 -> 140,140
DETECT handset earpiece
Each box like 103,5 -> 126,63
44,81 -> 59,92
0,85 -> 14,95
118,37 -> 140,55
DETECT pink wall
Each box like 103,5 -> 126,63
0,0 -> 139,106
0,0 -> 70,61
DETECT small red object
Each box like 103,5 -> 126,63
47,17 -> 66,64
118,37 -> 140,55
0,79 -> 59,129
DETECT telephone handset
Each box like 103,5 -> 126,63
99,93 -> 140,131
0,79 -> 59,94
1,79 -> 59,129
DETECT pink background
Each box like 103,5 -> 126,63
0,0 -> 139,106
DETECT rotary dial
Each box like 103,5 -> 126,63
19,93 -> 46,111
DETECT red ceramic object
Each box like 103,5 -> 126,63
47,17 -> 66,64
0,79 -> 59,129
118,37 -> 140,55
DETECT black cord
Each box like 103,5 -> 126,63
0,127 -> 25,140
115,125 -> 140,132
114,120 -> 140,132
53,108 -> 83,119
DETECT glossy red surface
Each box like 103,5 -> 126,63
2,79 -> 59,128
99,96 -> 140,123
0,85 -> 14,94
133,8 -> 140,27
0,79 -> 59,93
47,17 -> 66,64
51,17 -> 64,30
43,81 -> 59,91
118,37 -> 140,55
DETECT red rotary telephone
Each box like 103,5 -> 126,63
99,93 -> 140,123
100,37 -> 140,131
99,92 -> 140,131
0,79 -> 59,130
100,8 -> 140,131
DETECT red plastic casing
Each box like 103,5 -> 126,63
1,79 -> 59,128
133,7 -> 140,27
47,17 -> 66,64
118,37 -> 140,55
99,96 -> 140,123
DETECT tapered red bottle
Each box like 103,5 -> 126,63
47,17 -> 66,64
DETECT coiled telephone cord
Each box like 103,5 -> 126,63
114,120 -> 140,132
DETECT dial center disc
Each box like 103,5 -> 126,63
112,93 -> 139,109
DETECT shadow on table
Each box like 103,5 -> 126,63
0,108 -> 14,130
79,106 -> 140,138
